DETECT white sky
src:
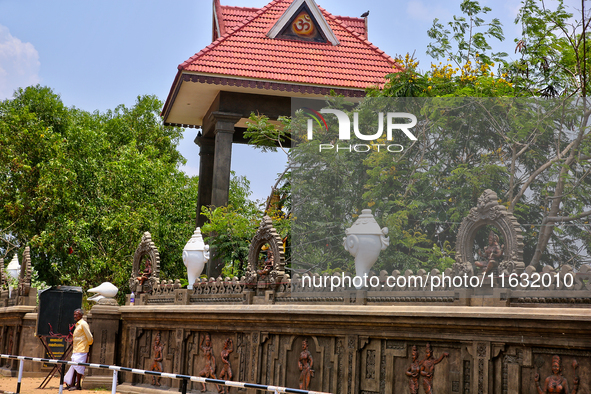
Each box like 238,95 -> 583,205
0,0 -> 582,201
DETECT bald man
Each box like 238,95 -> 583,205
64,309 -> 93,390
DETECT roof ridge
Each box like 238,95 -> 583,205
333,14 -> 364,22
318,5 -> 400,69
215,0 -> 226,36
220,4 -> 261,12
180,0 -> 285,70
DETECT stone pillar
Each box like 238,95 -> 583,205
207,112 -> 241,279
84,303 -> 121,390
469,341 -> 491,394
211,112 -> 241,208
195,137 -> 215,228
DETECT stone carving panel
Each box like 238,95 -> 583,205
360,339 -> 381,392
18,246 -> 32,297
284,336 -> 323,392
129,232 -> 160,294
186,332 -> 241,393
245,215 -> 286,292
454,189 -> 525,276
527,350 -> 589,394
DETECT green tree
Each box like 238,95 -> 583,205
200,174 -> 262,278
509,0 -> 590,96
0,85 -> 198,295
367,0 -> 591,271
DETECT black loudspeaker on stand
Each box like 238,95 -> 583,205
36,286 -> 83,389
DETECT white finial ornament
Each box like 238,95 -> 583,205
183,227 -> 210,289
6,254 -> 20,280
88,282 -> 119,305
343,209 -> 389,289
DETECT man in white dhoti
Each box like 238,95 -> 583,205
64,308 -> 93,390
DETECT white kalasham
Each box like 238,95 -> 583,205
183,227 -> 210,290
88,282 -> 118,303
6,254 -> 20,298
6,254 -> 20,280
343,209 -> 389,289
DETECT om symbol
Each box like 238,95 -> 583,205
292,12 -> 315,36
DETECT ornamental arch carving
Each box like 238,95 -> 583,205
18,246 -> 32,297
245,215 -> 285,290
455,190 -> 525,275
129,232 -> 161,293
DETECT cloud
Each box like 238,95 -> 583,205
0,24 -> 40,100
406,0 -> 451,23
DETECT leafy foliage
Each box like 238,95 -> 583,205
0,86 -> 198,295
201,174 -> 262,278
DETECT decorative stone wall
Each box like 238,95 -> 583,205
0,306 -> 44,376
117,304 -> 591,393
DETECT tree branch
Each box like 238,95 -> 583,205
546,209 -> 591,223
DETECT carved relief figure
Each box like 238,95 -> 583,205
257,248 -> 274,277
475,231 -> 503,275
198,333 -> 218,391
137,257 -> 152,287
150,332 -> 163,386
534,355 -> 579,394
298,339 -> 314,390
219,338 -> 234,394
405,345 -> 421,394
420,343 -> 448,394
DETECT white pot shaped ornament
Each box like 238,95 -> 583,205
343,209 -> 389,289
88,282 -> 118,298
183,228 -> 210,290
88,282 -> 118,304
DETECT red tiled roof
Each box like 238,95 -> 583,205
217,5 -> 367,39
333,14 -> 366,38
184,0 -> 399,91
219,5 -> 259,34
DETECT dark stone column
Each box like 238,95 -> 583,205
195,137 -> 215,228
84,304 -> 121,389
207,112 -> 241,279
211,112 -> 241,208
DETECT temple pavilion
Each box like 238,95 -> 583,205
161,0 -> 399,229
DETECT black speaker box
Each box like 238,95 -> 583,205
36,286 -> 83,337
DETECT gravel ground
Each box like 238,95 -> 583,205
0,376 -> 118,394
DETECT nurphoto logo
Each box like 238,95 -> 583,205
304,108 -> 418,153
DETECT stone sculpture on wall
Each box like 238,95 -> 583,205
475,231 -> 503,275
129,232 -> 160,294
298,339 -> 314,390
534,355 -> 579,394
420,343 -> 448,394
453,189 -> 525,276
136,257 -> 152,287
406,345 -> 421,394
245,215 -> 285,292
18,246 -> 32,297
219,338 -> 234,394
198,333 -> 218,392
150,332 -> 164,386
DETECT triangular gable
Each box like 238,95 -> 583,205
267,0 -> 339,45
